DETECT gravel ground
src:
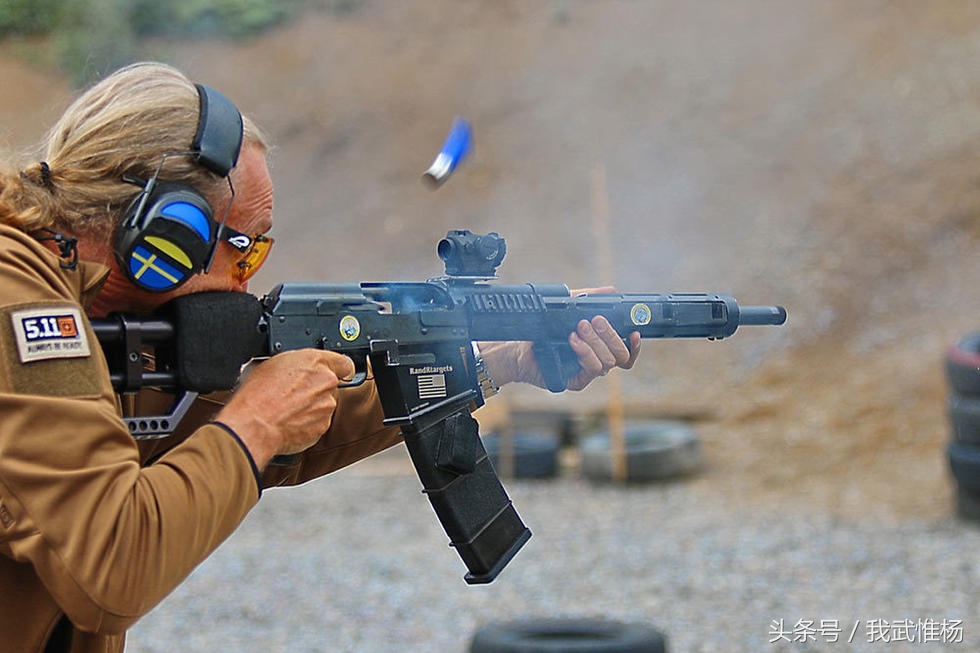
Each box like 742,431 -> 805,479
128,446 -> 980,653
3,3 -> 977,651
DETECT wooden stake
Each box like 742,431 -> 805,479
591,165 -> 627,483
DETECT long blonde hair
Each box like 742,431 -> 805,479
0,62 -> 266,238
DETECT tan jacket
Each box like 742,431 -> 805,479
0,225 -> 401,652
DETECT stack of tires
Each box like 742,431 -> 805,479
579,420 -> 702,483
945,332 -> 980,519
483,432 -> 561,479
480,410 -> 578,480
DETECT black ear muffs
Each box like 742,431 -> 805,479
115,84 -> 243,292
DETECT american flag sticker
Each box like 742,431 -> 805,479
417,374 -> 447,399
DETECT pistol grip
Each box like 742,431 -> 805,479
532,342 -> 582,393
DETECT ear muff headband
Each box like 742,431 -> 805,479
115,83 -> 244,292
192,84 -> 243,177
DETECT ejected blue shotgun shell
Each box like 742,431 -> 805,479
423,116 -> 473,187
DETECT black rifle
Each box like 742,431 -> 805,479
92,230 -> 786,584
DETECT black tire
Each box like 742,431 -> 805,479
483,432 -> 560,479
470,618 -> 668,653
949,393 -> 980,445
955,485 -> 980,521
580,421 -> 701,483
946,332 -> 980,397
947,441 -> 980,491
507,409 -> 583,448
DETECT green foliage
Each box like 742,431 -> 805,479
0,0 -> 354,86
0,0 -> 62,36
54,0 -> 140,87
128,0 -> 300,39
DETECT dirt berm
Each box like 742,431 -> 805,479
4,1 -> 980,522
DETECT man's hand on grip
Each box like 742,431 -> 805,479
215,349 -> 355,469
479,287 -> 641,392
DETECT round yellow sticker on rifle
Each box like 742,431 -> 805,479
339,315 -> 361,341
630,303 -> 652,326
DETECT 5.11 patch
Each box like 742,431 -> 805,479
11,306 -> 91,363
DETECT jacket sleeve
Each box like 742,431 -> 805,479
0,239 -> 260,633
0,396 -> 259,633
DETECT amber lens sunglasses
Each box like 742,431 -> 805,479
219,225 -> 274,282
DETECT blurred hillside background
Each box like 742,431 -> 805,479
3,0 -> 980,588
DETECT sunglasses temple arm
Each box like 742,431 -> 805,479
204,177 -> 236,274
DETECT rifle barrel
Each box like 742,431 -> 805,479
738,305 -> 787,326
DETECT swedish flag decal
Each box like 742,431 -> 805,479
128,242 -> 190,290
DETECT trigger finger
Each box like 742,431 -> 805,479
321,351 -> 356,380
338,355 -> 356,380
